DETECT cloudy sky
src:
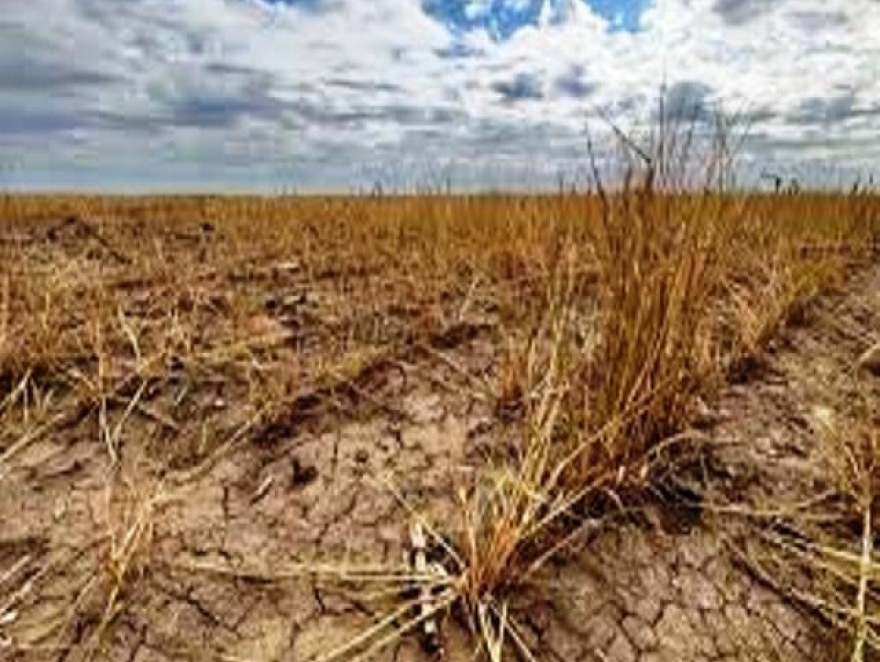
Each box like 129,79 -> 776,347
1,0 -> 878,191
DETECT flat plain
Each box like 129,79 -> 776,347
1,190 -> 879,661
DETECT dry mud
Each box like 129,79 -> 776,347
2,249 -> 879,661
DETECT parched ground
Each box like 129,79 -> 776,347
1,211 -> 878,661
522,261 -> 880,662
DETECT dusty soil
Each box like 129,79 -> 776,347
1,213 -> 878,661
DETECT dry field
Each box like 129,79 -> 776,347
0,182 -> 879,661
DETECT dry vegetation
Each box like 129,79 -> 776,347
1,148 -> 879,661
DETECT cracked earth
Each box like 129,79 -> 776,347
1,214 -> 878,661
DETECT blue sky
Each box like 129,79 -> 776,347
420,0 -> 650,37
1,0 -> 878,191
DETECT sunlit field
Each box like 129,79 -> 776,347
1,178 -> 879,660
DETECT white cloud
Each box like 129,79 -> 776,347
0,0 -> 877,190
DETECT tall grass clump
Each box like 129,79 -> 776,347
578,154 -> 736,474
444,117 -> 753,657
444,116 -> 880,658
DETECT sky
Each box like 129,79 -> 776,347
0,0 -> 878,192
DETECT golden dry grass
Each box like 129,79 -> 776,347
1,175 -> 879,660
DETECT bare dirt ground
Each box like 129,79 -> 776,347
1,209 -> 878,661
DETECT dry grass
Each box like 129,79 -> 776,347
417,134 -> 880,659
1,150 -> 879,659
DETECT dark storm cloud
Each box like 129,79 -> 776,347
147,66 -> 292,130
167,94 -> 288,128
263,0 -> 347,15
435,41 -> 486,59
0,58 -> 116,91
788,91 -> 880,126
740,108 -> 777,124
788,10 -> 849,31
491,72 -> 544,102
792,92 -> 855,125
555,65 -> 594,99
745,129 -> 877,154
659,81 -> 714,123
0,109 -> 89,135
290,102 -> 464,127
0,22 -> 117,92
713,0 -> 777,25
202,63 -> 270,77
324,78 -> 403,93
464,118 -> 584,160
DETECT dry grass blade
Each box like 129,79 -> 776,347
378,473 -> 465,570
852,504 -> 873,662
310,591 -> 456,662
75,480 -> 168,659
0,273 -> 9,361
490,604 -> 539,662
477,600 -> 507,662
178,557 -> 450,586
0,369 -> 31,417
